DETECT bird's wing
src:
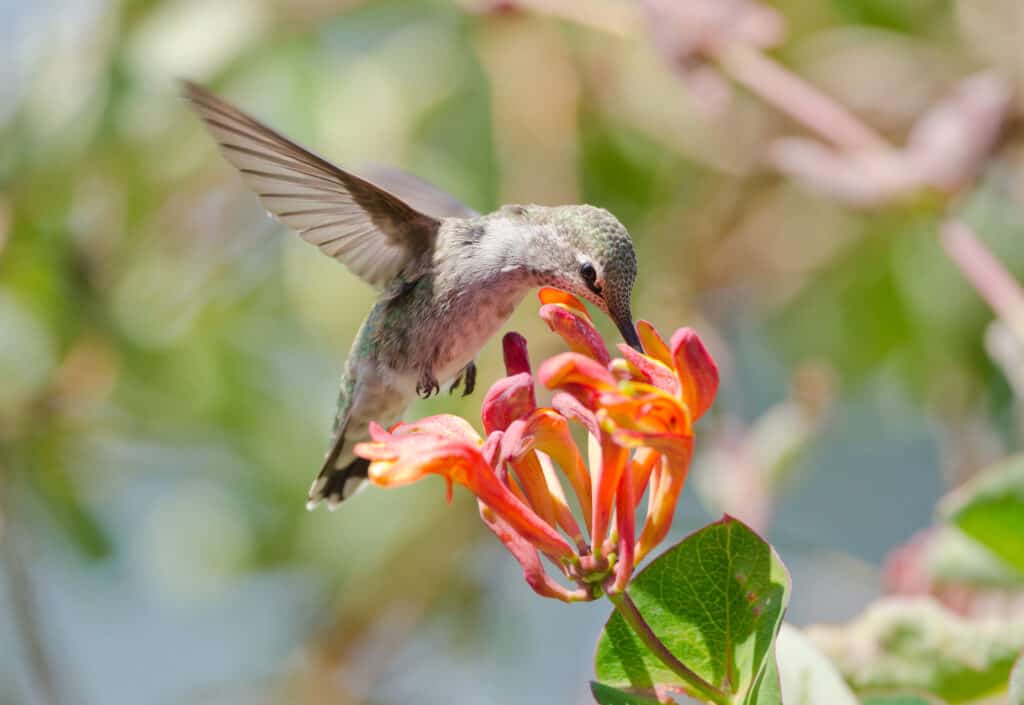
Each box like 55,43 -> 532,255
358,164 -> 479,220
183,81 -> 440,288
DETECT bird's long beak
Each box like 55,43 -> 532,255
610,304 -> 643,352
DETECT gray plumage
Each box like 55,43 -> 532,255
183,82 -> 641,509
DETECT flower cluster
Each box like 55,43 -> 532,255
355,289 -> 718,601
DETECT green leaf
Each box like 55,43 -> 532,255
940,455 -> 1024,576
590,682 -> 663,705
749,650 -> 781,705
923,526 -> 1024,589
1011,652 -> 1024,705
775,623 -> 858,705
860,694 -> 947,705
807,597 -> 1024,703
595,516 -> 790,704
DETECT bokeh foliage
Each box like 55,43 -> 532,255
2,0 -> 1024,704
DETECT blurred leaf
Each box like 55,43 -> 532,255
580,121 -> 671,229
923,526 -> 1024,588
775,221 -> 917,386
776,623 -> 858,705
940,455 -> 1024,576
1011,652 -> 1024,705
590,682 -> 661,705
595,516 -> 790,704
774,208 -> 1010,403
413,76 -> 499,213
19,440 -> 113,559
861,694 -> 947,705
807,597 -> 1024,703
828,0 -> 945,32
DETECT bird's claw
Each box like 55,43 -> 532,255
449,361 -> 477,397
417,372 -> 440,399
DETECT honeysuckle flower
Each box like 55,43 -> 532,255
354,289 -> 719,601
537,289 -> 719,581
357,415 -> 577,561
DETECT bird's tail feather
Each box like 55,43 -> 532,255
307,423 -> 369,510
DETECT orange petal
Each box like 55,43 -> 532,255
600,385 -> 692,440
538,352 -> 615,392
551,392 -> 600,438
637,320 -> 672,367
590,433 -> 628,557
358,420 -> 474,466
499,418 -> 589,549
487,430 -> 531,505
357,423 -> 575,561
541,304 -> 610,364
629,447 -> 661,502
611,461 -> 637,593
670,328 -> 719,420
609,358 -> 635,382
617,343 -> 680,395
538,287 -> 591,319
635,440 -> 693,562
527,409 -> 594,533
500,422 -> 560,531
538,451 -> 588,550
481,372 -> 536,434
502,332 -> 532,376
469,462 -> 577,561
385,414 -> 483,444
362,441 -> 483,488
610,428 -> 691,462
479,502 -> 590,602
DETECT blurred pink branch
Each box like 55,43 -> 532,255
941,220 -> 1024,340
1,469 -> 72,705
721,51 -> 1020,347
651,4 -> 1019,338
508,0 -> 1024,375
717,44 -> 890,152
768,72 -> 1013,207
468,0 -> 639,36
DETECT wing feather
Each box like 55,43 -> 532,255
358,164 -> 479,220
183,81 -> 440,287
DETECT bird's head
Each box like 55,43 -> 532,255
506,204 -> 640,351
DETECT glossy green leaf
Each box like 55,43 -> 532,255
590,682 -> 663,705
595,516 -> 790,704
808,597 -> 1024,703
749,649 -> 782,705
941,455 -> 1024,576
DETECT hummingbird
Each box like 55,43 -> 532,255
183,82 -> 642,510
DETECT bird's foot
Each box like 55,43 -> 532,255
449,361 -> 477,397
417,370 -> 440,399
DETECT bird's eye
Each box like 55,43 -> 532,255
580,262 -> 602,295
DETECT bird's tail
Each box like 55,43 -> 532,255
306,421 -> 371,510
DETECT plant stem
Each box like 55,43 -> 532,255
607,589 -> 731,705
717,43 -> 890,152
941,218 -> 1024,340
1,460 -> 70,705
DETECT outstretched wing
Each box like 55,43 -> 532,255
183,81 -> 440,287
359,164 -> 479,220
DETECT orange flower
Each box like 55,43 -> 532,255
356,415 -> 576,561
354,289 -> 719,600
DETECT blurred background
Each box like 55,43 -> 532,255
2,0 -> 1023,703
